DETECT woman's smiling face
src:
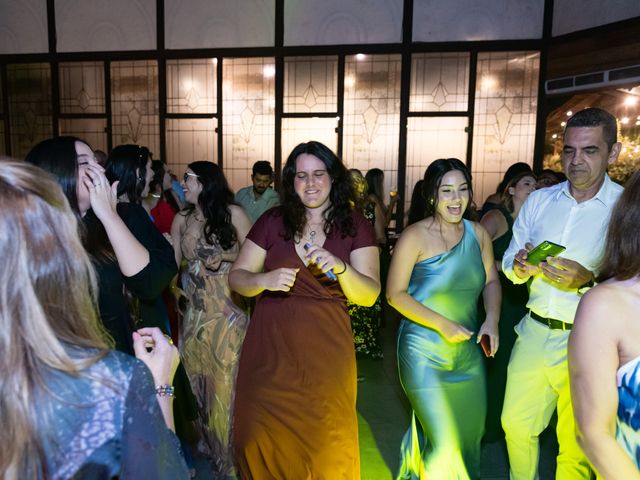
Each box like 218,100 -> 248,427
293,153 -> 332,210
435,169 -> 469,224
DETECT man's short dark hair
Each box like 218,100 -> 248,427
252,161 -> 273,176
565,107 -> 618,151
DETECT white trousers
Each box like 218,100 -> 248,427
501,314 -> 592,480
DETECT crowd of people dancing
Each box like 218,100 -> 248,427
0,106 -> 638,480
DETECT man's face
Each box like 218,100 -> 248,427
562,126 -> 620,192
252,173 -> 273,195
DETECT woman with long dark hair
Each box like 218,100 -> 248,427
25,137 -> 155,354
229,141 -> 380,478
366,167 -> 399,229
105,144 -> 198,473
0,159 -> 188,479
387,158 -> 501,479
104,145 -> 178,334
569,171 -> 640,479
170,160 -> 251,478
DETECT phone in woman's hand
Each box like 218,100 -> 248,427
480,334 -> 491,357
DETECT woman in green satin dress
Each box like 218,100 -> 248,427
387,158 -> 501,479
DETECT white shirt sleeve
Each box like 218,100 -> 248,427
502,194 -> 535,285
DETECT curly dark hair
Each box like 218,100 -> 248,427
280,141 -> 356,240
422,158 -> 474,220
187,161 -> 237,250
105,144 -> 151,204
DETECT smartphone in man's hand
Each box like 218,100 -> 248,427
526,240 -> 566,266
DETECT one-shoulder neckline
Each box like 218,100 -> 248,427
415,219 -> 470,266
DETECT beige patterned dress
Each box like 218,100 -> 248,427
180,213 -> 249,478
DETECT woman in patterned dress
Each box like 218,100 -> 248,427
171,161 -> 251,478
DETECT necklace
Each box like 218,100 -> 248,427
298,221 -> 324,244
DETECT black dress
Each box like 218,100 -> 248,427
86,203 -> 197,444
483,205 -> 529,442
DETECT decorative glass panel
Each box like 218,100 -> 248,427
222,57 -> 275,193
284,56 -> 338,113
59,62 -> 105,114
165,118 -> 217,179
59,118 -> 108,152
281,117 -> 338,164
7,63 -> 52,159
167,59 -> 217,114
405,117 -> 468,223
472,51 -> 540,203
410,53 -> 470,112
110,60 -> 160,154
343,54 -> 401,202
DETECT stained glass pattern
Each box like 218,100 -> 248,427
410,53 -> 470,112
110,60 -> 160,154
7,63 -> 52,159
343,54 -> 401,200
222,57 -> 275,192
284,56 -> 338,113
167,59 -> 217,114
59,62 -> 105,114
472,51 -> 539,203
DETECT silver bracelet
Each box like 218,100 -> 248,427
155,384 -> 175,397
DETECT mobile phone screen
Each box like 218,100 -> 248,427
527,241 -> 566,266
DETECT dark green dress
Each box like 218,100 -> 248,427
483,205 -> 529,442
348,201 -> 383,359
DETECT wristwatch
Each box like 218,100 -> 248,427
577,278 -> 595,296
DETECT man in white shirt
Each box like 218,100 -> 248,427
235,161 -> 280,223
501,108 -> 623,479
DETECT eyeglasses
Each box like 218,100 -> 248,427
184,172 -> 198,182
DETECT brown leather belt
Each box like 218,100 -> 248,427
529,311 -> 572,331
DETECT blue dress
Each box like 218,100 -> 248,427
397,219 -> 487,480
617,355 -> 640,468
37,350 -> 189,479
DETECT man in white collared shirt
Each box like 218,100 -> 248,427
501,108 -> 623,480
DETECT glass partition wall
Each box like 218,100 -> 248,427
1,51 -> 540,226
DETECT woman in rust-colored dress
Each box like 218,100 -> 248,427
229,141 -> 380,478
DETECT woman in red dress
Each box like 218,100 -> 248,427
229,141 -> 380,478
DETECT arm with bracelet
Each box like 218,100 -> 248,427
132,327 -> 180,431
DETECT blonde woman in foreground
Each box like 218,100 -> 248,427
0,160 -> 188,479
